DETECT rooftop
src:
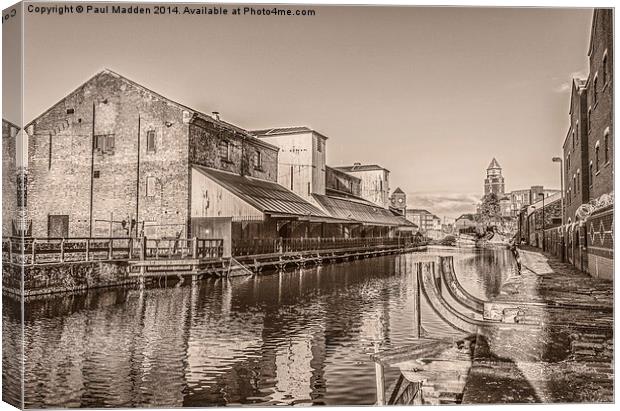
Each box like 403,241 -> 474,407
487,158 -> 501,170
252,126 -> 329,140
193,165 -> 330,219
334,164 -> 390,173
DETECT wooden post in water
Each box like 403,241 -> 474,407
414,262 -> 422,339
374,343 -> 386,405
192,237 -> 198,258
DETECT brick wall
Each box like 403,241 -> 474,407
564,81 -> 589,223
586,9 -> 613,201
188,117 -> 278,182
2,120 -> 18,236
585,206 -> 613,279
26,71 -> 190,238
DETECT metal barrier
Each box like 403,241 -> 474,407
232,236 -> 423,256
2,236 -> 224,265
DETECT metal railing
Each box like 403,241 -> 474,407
232,236 -> 424,257
2,236 -> 224,265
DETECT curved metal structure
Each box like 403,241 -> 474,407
415,260 -> 540,334
438,257 -> 486,314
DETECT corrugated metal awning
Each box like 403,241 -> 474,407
193,165 -> 332,220
312,193 -> 415,227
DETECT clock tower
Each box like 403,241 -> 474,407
390,187 -> 407,215
484,158 -> 505,196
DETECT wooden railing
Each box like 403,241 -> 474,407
2,237 -> 224,265
232,236 -> 424,257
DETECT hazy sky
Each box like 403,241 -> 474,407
10,4 -> 593,218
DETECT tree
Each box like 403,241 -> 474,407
477,193 -> 501,227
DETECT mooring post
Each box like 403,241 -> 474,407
414,262 -> 422,339
374,342 -> 386,405
192,237 -> 198,259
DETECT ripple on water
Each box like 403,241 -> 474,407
5,248 -> 515,407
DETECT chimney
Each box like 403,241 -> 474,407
212,111 -> 220,121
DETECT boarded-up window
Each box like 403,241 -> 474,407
219,140 -> 230,161
94,134 -> 115,154
146,177 -> 156,197
48,215 -> 69,238
253,150 -> 262,168
147,130 -> 156,153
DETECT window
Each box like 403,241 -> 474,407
588,108 -> 592,132
317,138 -> 324,153
253,149 -> 262,169
577,171 -> 580,192
576,122 -> 579,145
146,176 -> 156,197
589,162 -> 593,186
95,135 -> 105,151
595,142 -> 600,172
94,134 -> 115,154
219,140 -> 231,161
93,170 -> 100,179
593,75 -> 598,104
573,175 -> 576,194
604,129 -> 610,163
66,108 -> 74,114
146,130 -> 156,153
603,52 -> 609,85
105,135 -> 115,152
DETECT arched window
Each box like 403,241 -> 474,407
593,75 -> 598,104
604,128 -> 610,164
595,141 -> 600,172
589,161 -> 593,187
602,51 -> 609,85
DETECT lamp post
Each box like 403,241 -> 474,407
538,193 -> 545,252
552,157 -> 564,261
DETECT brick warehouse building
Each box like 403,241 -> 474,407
550,9 -> 614,279
23,69 -> 333,244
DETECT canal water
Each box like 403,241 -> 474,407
3,246 -> 516,408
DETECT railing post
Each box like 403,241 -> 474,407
192,237 -> 198,258
85,238 -> 90,261
60,239 -> 65,262
31,239 -> 36,265
108,238 -> 113,260
141,237 -> 147,261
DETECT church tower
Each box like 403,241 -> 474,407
484,158 -> 505,195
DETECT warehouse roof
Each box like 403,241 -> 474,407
193,165 -> 331,220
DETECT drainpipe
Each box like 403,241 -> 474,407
88,102 -> 96,237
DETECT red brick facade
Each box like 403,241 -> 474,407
25,70 -> 278,239
586,9 -> 613,202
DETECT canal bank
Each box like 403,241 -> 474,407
462,246 -> 613,403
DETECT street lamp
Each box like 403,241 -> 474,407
552,157 -> 565,261
538,193 -> 545,252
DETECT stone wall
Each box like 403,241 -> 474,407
2,260 -> 135,297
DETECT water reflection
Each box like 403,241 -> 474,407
3,247 -> 515,407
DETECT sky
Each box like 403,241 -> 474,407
4,4 -> 593,218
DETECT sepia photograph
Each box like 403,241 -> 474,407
0,0 -> 615,408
